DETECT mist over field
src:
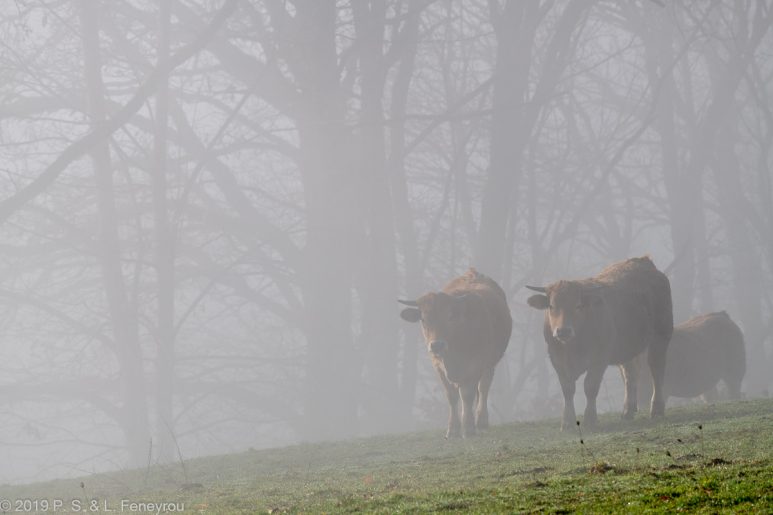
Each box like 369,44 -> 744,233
0,0 -> 771,484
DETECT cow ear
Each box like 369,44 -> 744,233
400,307 -> 421,323
527,294 -> 549,310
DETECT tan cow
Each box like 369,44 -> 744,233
526,256 -> 673,430
399,268 -> 512,438
633,311 -> 745,405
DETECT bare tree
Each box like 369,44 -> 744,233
79,0 -> 151,467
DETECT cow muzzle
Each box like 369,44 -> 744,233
428,340 -> 448,355
553,326 -> 575,343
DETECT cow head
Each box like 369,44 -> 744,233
525,281 -> 602,344
398,292 -> 473,360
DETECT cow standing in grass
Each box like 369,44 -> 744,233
399,268 -> 512,438
634,311 -> 745,406
526,256 -> 673,430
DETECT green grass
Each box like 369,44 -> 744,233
2,399 -> 773,513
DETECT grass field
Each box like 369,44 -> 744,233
2,399 -> 772,513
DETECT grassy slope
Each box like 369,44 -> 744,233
2,399 -> 773,513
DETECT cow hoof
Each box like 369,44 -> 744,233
445,429 -> 461,439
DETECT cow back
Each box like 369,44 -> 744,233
596,256 -> 674,348
598,257 -> 672,316
443,268 -> 512,362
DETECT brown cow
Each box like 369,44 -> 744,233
633,311 -> 745,405
399,268 -> 512,438
526,256 -> 673,430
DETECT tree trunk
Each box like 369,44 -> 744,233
641,14 -> 697,322
152,0 -> 176,463
352,0 -> 405,433
295,1 -> 360,440
79,0 -> 150,466
712,128 -> 768,394
475,2 -> 538,280
477,0 -> 593,281
387,5 -> 422,414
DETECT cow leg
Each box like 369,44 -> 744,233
435,367 -> 461,438
582,365 -> 605,430
647,344 -> 667,417
446,387 -> 461,438
558,376 -> 577,432
459,383 -> 478,438
619,360 -> 638,420
475,367 -> 496,430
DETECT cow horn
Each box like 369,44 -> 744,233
397,299 -> 419,306
525,285 -> 547,293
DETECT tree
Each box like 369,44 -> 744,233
79,0 -> 151,466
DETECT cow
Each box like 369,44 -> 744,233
399,268 -> 512,438
633,311 -> 745,406
525,256 -> 673,430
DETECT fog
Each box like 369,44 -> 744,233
0,0 -> 771,484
